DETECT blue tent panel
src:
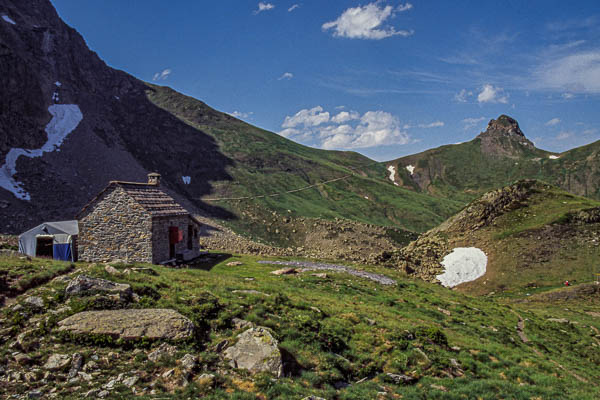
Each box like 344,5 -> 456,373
53,243 -> 72,261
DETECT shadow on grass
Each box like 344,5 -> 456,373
188,253 -> 232,271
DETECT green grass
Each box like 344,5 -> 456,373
2,255 -> 600,399
145,85 -> 464,242
0,255 -> 73,295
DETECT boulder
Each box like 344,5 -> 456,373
148,343 -> 177,362
57,309 -> 194,341
271,268 -> 297,275
179,354 -> 197,372
104,265 -> 120,275
224,327 -> 283,377
43,354 -> 71,371
24,296 -> 44,309
65,275 -> 132,300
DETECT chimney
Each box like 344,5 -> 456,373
147,172 -> 161,186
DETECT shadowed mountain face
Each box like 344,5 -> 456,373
387,114 -> 600,203
0,0 -> 235,232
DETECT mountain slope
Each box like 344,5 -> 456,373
387,115 -> 600,203
0,0 -> 461,245
399,180 -> 600,295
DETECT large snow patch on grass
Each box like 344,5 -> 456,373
0,104 -> 83,200
436,247 -> 487,288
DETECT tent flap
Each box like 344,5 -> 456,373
18,220 -> 78,258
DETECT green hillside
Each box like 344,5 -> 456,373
388,115 -> 600,204
399,180 -> 600,296
146,86 -> 463,243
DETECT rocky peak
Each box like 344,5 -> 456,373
476,115 -> 534,156
480,115 -> 525,139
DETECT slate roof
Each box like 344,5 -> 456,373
77,180 -> 199,223
117,182 -> 189,217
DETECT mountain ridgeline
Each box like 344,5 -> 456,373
2,0 -> 600,259
387,115 -> 600,203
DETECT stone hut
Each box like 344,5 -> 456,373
77,173 -> 202,264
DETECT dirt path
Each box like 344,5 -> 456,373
258,260 -> 396,285
511,309 -> 591,384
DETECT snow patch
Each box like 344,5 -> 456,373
2,15 -> 16,25
182,176 -> 191,185
387,165 -> 399,186
364,196 -> 369,200
406,165 -> 415,175
436,247 -> 487,288
55,81 -> 62,87
114,96 -> 120,100
52,92 -> 59,102
0,104 -> 83,200
549,155 -> 560,160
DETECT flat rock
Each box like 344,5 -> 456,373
271,268 -> 297,275
65,275 -> 132,300
224,327 -> 283,377
226,261 -> 243,266
57,309 -> 194,341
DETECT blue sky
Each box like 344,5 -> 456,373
50,0 -> 600,161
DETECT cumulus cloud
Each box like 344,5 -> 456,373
282,106 -> 330,128
477,84 -> 509,104
229,111 -> 254,119
288,4 -> 300,12
534,51 -> 600,93
278,72 -> 294,80
152,69 -> 171,81
279,107 -> 411,149
545,118 -> 561,126
462,117 -> 486,130
454,89 -> 473,103
322,2 -> 413,40
331,111 -> 360,124
254,2 -> 275,14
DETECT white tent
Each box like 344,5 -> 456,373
18,220 -> 79,261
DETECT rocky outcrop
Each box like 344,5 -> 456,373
57,309 -> 194,341
399,180 -> 548,283
65,275 -> 132,301
224,327 -> 283,377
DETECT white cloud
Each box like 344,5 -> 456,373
229,111 -> 254,119
545,118 -> 561,126
282,106 -> 330,128
331,111 -> 360,124
152,69 -> 171,81
279,107 -> 410,149
397,3 -> 413,12
288,4 -> 300,12
278,72 -> 294,80
562,93 -> 575,99
556,131 -> 573,140
462,117 -> 486,130
322,2 -> 413,40
534,51 -> 600,93
254,2 -> 275,14
583,128 -> 598,135
454,89 -> 473,103
477,84 -> 509,104
418,121 -> 444,128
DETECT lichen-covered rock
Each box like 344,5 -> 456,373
65,275 -> 132,300
43,354 -> 71,371
148,343 -> 177,362
224,327 -> 283,377
57,309 -> 194,341
23,296 -> 44,309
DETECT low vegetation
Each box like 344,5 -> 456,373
1,253 -> 599,399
